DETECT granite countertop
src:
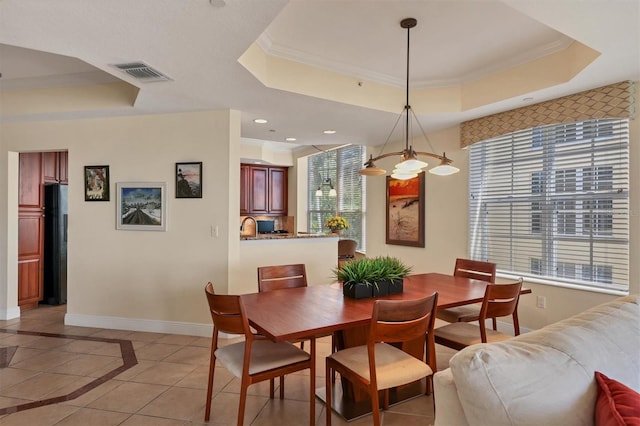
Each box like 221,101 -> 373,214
240,233 -> 337,241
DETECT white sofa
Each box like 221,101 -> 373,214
433,295 -> 639,426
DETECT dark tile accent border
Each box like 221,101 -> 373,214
0,328 -> 138,415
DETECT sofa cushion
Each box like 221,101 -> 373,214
595,371 -> 640,426
448,295 -> 639,426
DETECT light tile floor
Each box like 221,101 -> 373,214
0,305 -> 457,425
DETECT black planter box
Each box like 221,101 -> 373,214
343,283 -> 373,299
388,278 -> 404,294
343,278 -> 405,299
372,280 -> 389,297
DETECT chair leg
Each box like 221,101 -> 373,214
205,345 -> 216,421
513,311 -> 521,336
237,379 -> 249,426
370,387 -> 381,426
269,378 -> 275,399
325,359 -> 332,426
492,317 -> 498,330
425,375 -> 433,396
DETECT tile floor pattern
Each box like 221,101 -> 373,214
0,305 -> 457,426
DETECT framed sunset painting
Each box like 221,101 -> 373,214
386,172 -> 425,247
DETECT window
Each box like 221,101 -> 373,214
469,118 -> 629,292
307,145 -> 366,249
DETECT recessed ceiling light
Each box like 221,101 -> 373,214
523,97 -> 534,102
253,118 -> 268,124
323,130 -> 336,134
285,137 -> 297,142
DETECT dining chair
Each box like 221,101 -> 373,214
436,258 -> 498,329
325,293 -> 438,426
204,282 -> 316,426
256,263 -> 309,397
337,239 -> 357,268
434,278 -> 523,351
257,263 -> 307,292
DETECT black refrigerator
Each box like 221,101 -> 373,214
43,183 -> 68,305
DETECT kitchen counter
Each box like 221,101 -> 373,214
240,232 -> 337,241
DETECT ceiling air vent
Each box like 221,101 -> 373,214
112,62 -> 172,82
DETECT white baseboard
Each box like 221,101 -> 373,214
0,306 -> 21,320
65,313 -> 213,337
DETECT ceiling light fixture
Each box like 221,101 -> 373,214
253,118 -> 268,124
359,18 -> 459,179
323,130 -> 337,134
285,137 -> 297,142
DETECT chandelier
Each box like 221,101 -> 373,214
358,18 -> 459,179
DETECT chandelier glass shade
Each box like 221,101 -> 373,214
358,18 -> 459,179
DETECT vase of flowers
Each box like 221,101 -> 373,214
325,216 -> 349,234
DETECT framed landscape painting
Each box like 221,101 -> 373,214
386,172 -> 425,247
84,165 -> 110,201
175,162 -> 202,198
116,182 -> 167,231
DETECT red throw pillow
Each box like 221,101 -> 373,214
595,371 -> 640,426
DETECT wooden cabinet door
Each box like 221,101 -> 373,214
18,212 -> 44,307
18,152 -> 45,309
58,151 -> 68,184
240,164 -> 249,215
19,153 -> 42,208
249,166 -> 269,214
268,167 -> 288,215
42,151 -> 59,183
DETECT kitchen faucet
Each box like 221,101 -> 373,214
240,216 -> 258,237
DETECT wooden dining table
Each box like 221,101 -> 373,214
240,272 -> 531,420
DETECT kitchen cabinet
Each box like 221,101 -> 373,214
42,151 -> 68,184
18,151 -> 68,310
240,164 -> 288,216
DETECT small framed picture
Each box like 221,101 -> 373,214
175,162 -> 203,198
116,182 -> 167,231
84,165 -> 110,201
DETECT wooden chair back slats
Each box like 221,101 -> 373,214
371,296 -> 437,344
453,258 -> 497,283
258,264 -> 307,292
205,283 -> 246,336
481,280 -> 523,321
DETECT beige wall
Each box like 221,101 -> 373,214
1,111 -> 240,334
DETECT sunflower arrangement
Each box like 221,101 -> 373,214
325,216 -> 349,230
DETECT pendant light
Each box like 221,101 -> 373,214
359,18 -> 460,179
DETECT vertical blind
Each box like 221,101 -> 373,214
469,118 -> 629,291
308,145 -> 366,249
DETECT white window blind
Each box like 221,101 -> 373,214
469,118 -> 629,291
308,145 -> 366,249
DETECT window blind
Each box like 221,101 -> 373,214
469,118 -> 629,291
307,145 -> 366,249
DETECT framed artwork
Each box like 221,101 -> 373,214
386,172 -> 425,247
84,165 -> 110,201
116,182 -> 167,231
175,162 -> 202,198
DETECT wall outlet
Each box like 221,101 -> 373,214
536,295 -> 547,309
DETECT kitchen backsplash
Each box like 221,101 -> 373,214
240,216 -> 294,236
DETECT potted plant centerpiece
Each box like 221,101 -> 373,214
325,216 -> 349,235
333,256 -> 412,299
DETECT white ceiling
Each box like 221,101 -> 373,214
0,0 -> 638,149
